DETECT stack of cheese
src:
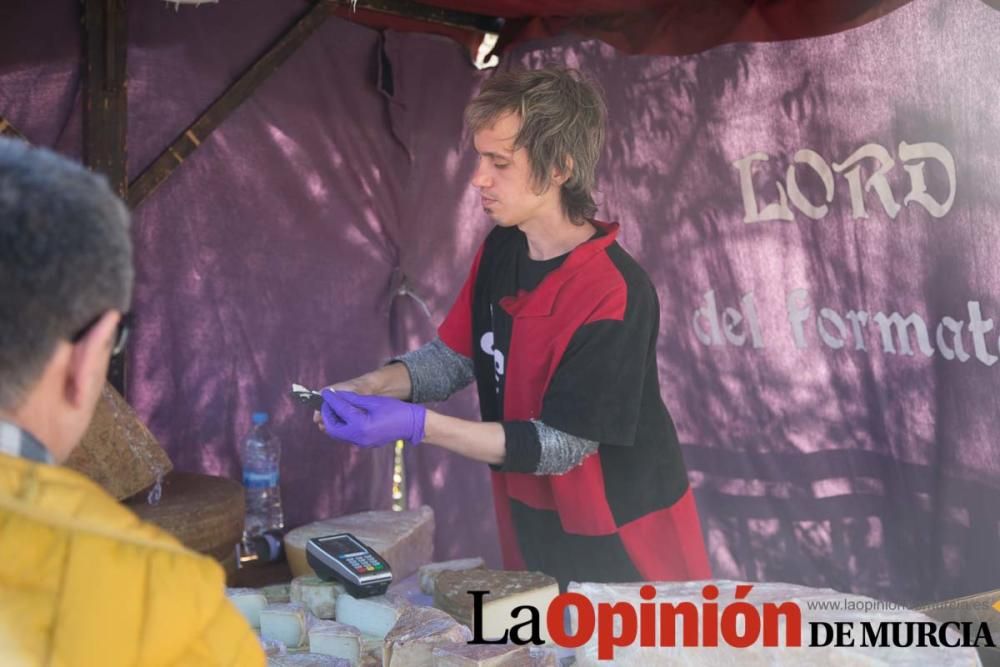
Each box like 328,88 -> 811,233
230,507 -> 576,665
233,589 -> 477,666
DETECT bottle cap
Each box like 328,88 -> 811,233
252,412 -> 269,425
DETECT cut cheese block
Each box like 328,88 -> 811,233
260,603 -> 314,649
226,587 -> 268,629
285,506 -> 435,580
66,382 -> 173,500
291,575 -> 344,620
430,643 -> 530,666
434,570 -> 559,644
335,592 -> 408,639
308,620 -> 363,663
267,655 -> 351,666
418,558 -> 486,596
383,606 -> 473,667
360,634 -> 383,667
261,583 -> 292,604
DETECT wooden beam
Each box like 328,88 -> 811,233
84,0 -> 128,199
0,116 -> 27,141
332,0 -> 504,33
84,0 -> 129,393
127,0 -> 331,210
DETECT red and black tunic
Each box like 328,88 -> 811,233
439,221 -> 711,587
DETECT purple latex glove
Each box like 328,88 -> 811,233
320,389 -> 426,448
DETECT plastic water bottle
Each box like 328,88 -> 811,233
241,412 -> 284,540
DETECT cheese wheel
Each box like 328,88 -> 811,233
284,507 -> 434,580
66,382 -> 172,500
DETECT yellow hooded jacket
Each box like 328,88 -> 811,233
0,452 -> 265,666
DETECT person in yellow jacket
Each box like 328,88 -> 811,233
0,138 -> 265,666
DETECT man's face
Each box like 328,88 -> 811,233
471,112 -> 558,228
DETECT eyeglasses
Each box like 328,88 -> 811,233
70,311 -> 131,357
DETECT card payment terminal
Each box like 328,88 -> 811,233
306,533 -> 392,598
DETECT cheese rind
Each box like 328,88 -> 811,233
284,507 -> 435,580
260,603 -> 314,649
67,382 -> 172,500
433,570 -> 559,644
418,558 -> 486,596
383,606 -> 473,667
291,575 -> 344,620
226,587 -> 268,629
335,592 -> 408,639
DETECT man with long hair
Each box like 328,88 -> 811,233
318,68 -> 711,588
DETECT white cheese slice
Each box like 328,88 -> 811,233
291,575 -> 345,620
260,603 -> 314,649
226,587 -> 268,629
284,506 -> 434,580
434,570 -> 559,644
418,558 -> 486,596
308,620 -> 363,663
335,592 -> 407,639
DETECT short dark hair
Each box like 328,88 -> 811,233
464,67 -> 607,223
0,138 -> 132,410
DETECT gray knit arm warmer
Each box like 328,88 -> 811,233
391,337 -> 475,403
533,420 -> 600,475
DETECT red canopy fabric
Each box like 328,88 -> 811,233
338,0 -> 925,57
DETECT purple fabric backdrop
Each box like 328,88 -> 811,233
503,0 -> 999,605
2,0 -> 999,604
123,3 -> 501,562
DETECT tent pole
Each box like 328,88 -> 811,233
84,0 -> 129,395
